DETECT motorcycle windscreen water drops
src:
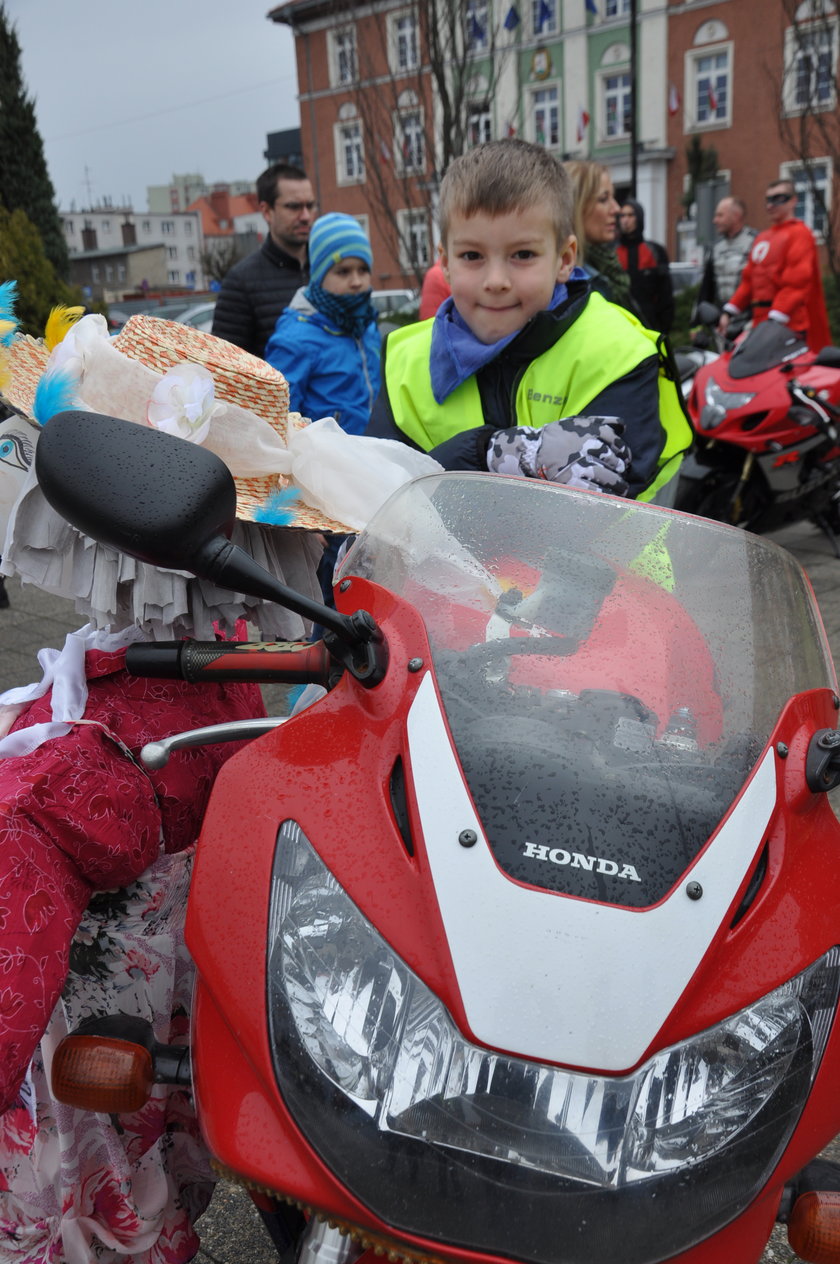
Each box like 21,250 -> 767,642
37,411 -> 840,1264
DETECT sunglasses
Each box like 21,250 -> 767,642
765,193 -> 794,206
278,200 -> 318,213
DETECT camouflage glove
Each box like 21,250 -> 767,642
487,416 -> 631,496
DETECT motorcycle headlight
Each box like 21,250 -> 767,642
267,822 -> 840,1264
700,380 -> 756,430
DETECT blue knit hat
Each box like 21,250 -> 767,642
307,213 -> 373,287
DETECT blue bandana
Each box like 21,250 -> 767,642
303,282 -> 378,339
429,275 -> 583,404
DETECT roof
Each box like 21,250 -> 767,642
187,190 -> 260,237
69,242 -> 164,260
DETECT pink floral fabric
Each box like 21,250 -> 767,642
0,649 -> 264,1261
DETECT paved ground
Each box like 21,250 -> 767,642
3,513 -> 840,1262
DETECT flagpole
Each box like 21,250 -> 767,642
629,0 -> 638,198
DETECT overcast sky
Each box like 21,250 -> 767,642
5,0 -> 301,212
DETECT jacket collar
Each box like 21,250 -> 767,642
262,235 -> 306,272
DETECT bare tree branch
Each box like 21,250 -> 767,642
326,0 -> 516,287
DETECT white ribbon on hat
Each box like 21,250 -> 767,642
42,315 -> 443,533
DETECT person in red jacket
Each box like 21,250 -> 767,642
616,198 -> 674,334
719,178 -> 831,351
419,257 -> 452,319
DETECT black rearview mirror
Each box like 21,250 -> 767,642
36,410 -> 236,570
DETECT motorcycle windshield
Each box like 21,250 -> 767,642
341,474 -> 834,907
727,318 -> 809,380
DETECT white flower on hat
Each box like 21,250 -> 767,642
147,362 -> 218,444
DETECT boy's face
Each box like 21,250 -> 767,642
321,255 -> 372,296
441,203 -> 576,345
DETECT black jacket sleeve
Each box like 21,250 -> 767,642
211,267 -> 259,357
651,242 -> 675,335
578,357 -> 663,498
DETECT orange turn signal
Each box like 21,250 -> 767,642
788,1191 -> 840,1263
51,1035 -> 154,1113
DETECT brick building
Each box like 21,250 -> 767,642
268,0 -> 838,279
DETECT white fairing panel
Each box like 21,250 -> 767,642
407,673 -> 775,1072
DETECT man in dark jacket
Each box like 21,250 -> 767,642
616,199 -> 674,334
211,162 -> 315,358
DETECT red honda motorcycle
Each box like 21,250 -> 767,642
676,313 -> 840,549
35,411 -> 840,1264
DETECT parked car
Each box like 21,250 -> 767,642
107,295 -> 216,334
668,262 -> 704,294
175,301 -> 216,333
371,288 -> 418,316
372,288 -> 420,333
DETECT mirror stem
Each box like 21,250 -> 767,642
195,537 -> 388,686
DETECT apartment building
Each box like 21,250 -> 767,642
61,208 -> 206,299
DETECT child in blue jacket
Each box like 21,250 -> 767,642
264,212 -> 381,435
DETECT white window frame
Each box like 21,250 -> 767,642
329,26 -> 357,87
466,0 -> 490,54
598,66 -> 631,140
468,101 -> 493,146
530,0 -> 558,39
335,119 -> 366,185
161,220 -> 175,234
783,18 -> 838,114
396,207 -> 431,271
184,219 -> 193,235
528,82 -> 561,150
168,269 -> 181,283
685,42 -> 732,130
604,0 -> 631,16
389,9 -> 420,75
394,109 -> 425,174
781,156 -> 833,240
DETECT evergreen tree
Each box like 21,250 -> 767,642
0,206 -> 79,336
0,4 -> 69,279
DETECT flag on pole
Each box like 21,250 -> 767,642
707,82 -> 718,111
469,12 -> 485,42
379,138 -> 392,162
503,4 -> 520,30
536,0 -> 552,31
668,82 -> 680,116
576,105 -> 591,144
507,119 -> 517,137
585,0 -> 598,13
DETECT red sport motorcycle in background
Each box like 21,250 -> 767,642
36,410 -> 840,1264
675,308 -> 840,550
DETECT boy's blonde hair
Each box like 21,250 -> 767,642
439,140 -> 574,246
564,160 -> 611,266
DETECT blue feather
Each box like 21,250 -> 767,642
253,486 -> 300,526
33,366 -> 80,426
0,280 -> 18,345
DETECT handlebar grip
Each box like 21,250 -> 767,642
126,640 -> 332,685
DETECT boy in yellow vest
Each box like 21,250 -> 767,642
367,140 -> 690,502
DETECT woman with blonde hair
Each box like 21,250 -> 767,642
564,160 -> 637,315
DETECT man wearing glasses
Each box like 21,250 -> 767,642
718,179 -> 830,351
212,163 -> 317,358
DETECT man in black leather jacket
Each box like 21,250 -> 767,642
211,163 -> 315,358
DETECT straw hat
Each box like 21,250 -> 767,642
0,315 -> 349,534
